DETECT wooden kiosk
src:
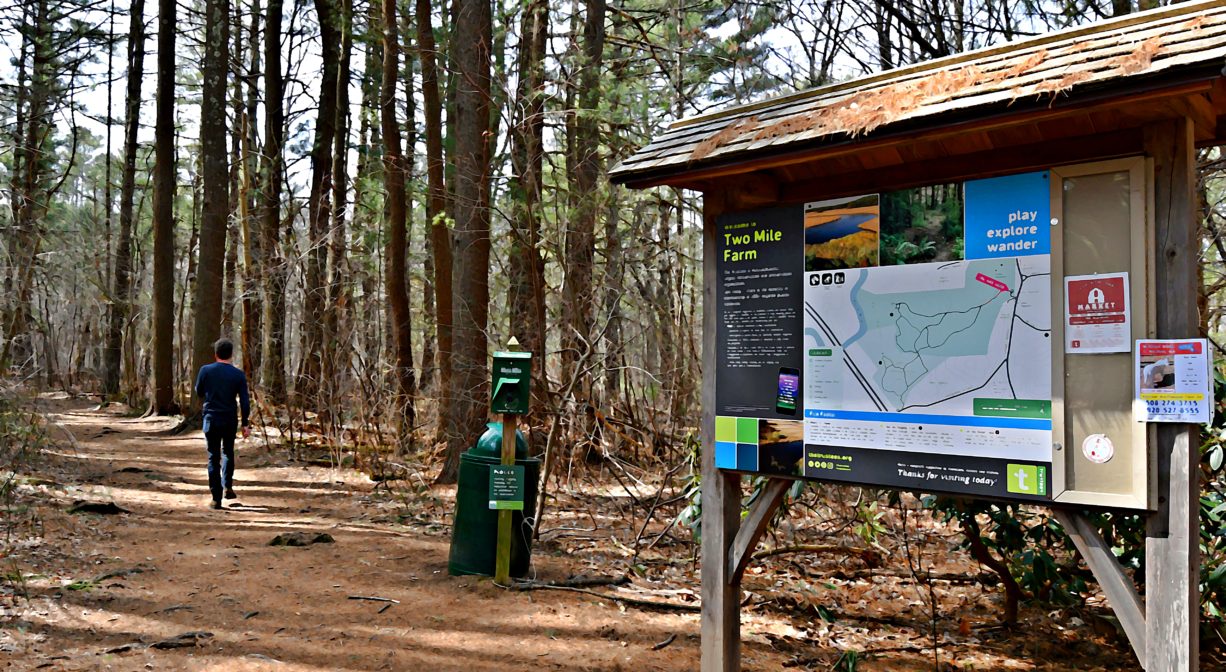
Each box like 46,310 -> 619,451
611,3 -> 1226,670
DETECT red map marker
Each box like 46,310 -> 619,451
975,273 -> 1009,293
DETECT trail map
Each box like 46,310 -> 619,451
803,256 -> 1051,462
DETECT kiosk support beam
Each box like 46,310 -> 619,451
1054,509 -> 1146,663
728,479 -> 791,583
1143,117 -> 1200,672
700,192 -> 742,672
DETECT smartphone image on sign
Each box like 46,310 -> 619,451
776,367 -> 800,415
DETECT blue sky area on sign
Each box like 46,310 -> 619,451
964,171 -> 1050,260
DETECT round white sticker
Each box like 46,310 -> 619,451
1082,434 -> 1114,464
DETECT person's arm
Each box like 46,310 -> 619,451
194,366 -> 207,398
239,372 -> 251,429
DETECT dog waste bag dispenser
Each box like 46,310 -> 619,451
491,351 -> 532,415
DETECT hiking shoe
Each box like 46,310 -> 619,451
210,500 -> 223,510
224,488 -> 237,500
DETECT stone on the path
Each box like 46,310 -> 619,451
67,500 -> 128,515
268,532 -> 335,547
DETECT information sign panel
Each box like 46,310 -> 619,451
714,171 -> 1054,501
488,465 -> 525,510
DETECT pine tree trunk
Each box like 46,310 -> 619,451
2,0 -> 52,373
102,0 -> 145,396
301,0 -> 343,402
150,0 -> 178,414
189,0 -> 231,414
381,0 -> 417,448
260,0 -> 288,404
508,0 -> 547,387
561,0 -> 605,423
439,0 -> 492,484
324,0 -> 353,406
416,0 -> 451,403
240,0 -> 262,373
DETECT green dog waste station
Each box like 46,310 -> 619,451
447,422 -> 540,577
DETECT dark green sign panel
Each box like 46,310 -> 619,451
488,464 -> 525,510
491,351 -> 532,414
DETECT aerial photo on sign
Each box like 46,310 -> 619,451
716,171 -> 1054,501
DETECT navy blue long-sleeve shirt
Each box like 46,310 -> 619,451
194,362 -> 251,427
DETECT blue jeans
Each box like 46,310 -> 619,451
203,417 -> 236,502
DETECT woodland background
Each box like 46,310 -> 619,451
1,0 -> 1225,660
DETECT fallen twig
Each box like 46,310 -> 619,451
651,633 -> 677,651
511,575 -> 630,591
521,584 -> 699,613
347,595 -> 400,604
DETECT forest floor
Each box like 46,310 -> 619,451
0,393 -> 1221,671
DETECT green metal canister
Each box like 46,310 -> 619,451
447,422 -> 540,577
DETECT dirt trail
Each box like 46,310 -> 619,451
3,398 -> 726,671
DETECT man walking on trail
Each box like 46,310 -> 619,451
194,338 -> 251,510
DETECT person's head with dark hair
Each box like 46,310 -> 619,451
214,338 -> 234,362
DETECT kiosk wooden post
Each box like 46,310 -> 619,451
494,411 -> 516,585
1143,117 -> 1200,672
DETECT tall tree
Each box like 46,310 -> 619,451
1,0 -> 53,371
508,0 -> 547,381
102,0 -> 147,396
190,0 -> 232,411
416,0 -> 451,399
381,0 -> 417,446
440,0 -> 492,483
300,0 -> 344,401
560,0 -> 606,402
260,0 -> 288,403
324,0 -> 353,402
150,0 -> 178,413
239,0 -> 262,373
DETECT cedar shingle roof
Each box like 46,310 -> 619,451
611,1 -> 1226,186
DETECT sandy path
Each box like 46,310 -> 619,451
3,398 -> 731,672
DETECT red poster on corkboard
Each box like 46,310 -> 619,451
1064,272 -> 1130,354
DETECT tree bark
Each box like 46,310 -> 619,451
561,0 -> 605,426
240,0 -> 262,373
324,0 -> 353,405
301,0 -> 343,402
416,0 -> 451,402
440,0 -> 492,484
260,0 -> 288,404
150,0 -> 178,414
189,0 -> 232,413
508,0 -> 547,388
381,0 -> 417,448
102,0 -> 145,396
2,0 -> 52,373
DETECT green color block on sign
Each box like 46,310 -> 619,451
488,464 -> 525,511
715,416 -> 737,442
1006,464 -> 1047,496
736,417 -> 758,444
974,398 -> 1052,419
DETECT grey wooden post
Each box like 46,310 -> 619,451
1143,117 -> 1200,672
701,191 -> 742,672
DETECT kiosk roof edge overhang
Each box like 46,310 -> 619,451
610,0 -> 1226,190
